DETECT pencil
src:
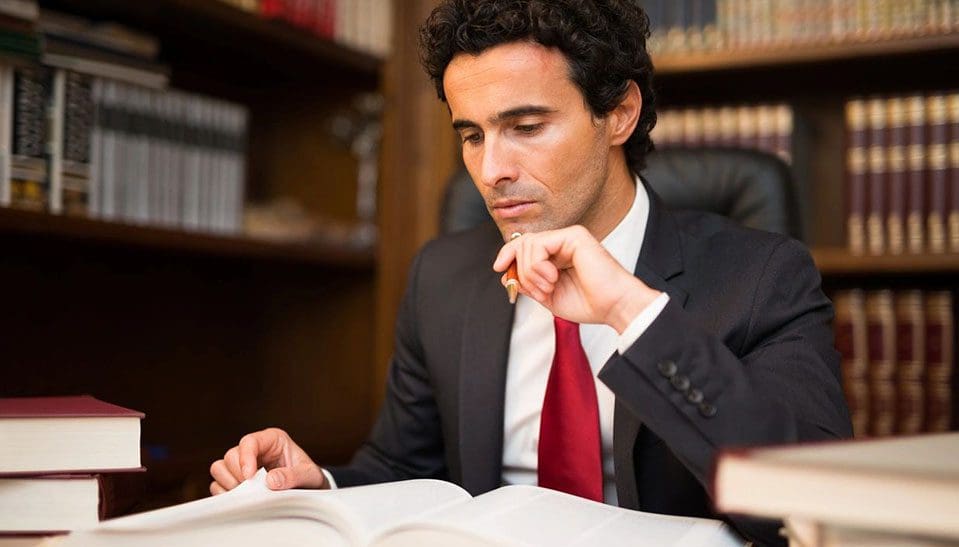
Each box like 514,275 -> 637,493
505,232 -> 521,304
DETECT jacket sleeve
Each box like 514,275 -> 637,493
598,237 -> 852,541
326,249 -> 448,487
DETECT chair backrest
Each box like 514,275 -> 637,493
439,147 -> 802,239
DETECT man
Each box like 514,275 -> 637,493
210,1 -> 852,545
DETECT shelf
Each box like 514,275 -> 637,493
813,246 -> 959,275
39,0 -> 383,81
0,208 -> 376,269
654,33 -> 959,76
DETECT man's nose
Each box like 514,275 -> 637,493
478,137 -> 518,187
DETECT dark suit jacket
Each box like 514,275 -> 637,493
329,184 -> 852,546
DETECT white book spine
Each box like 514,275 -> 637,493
0,64 -> 12,206
48,68 -> 66,214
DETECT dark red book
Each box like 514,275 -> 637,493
865,291 -> 896,437
833,290 -> 869,437
924,291 -> 954,432
0,396 -> 144,474
894,290 -> 925,434
866,96 -> 888,255
0,471 -> 144,534
906,94 -> 927,254
949,91 -> 959,253
846,98 -> 868,255
926,93 -> 949,254
886,97 -> 908,255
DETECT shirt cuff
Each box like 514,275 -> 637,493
616,292 -> 670,354
321,468 -> 338,489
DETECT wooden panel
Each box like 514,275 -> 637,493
0,208 -> 375,268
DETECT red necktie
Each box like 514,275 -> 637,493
537,316 -> 603,502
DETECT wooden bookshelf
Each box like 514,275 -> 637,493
813,247 -> 959,276
0,208 -> 376,269
41,0 -> 382,80
654,33 -> 959,75
0,0 -> 398,510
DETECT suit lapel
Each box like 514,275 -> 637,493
458,237 -> 515,495
613,182 -> 688,510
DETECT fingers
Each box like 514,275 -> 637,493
237,428 -> 287,480
265,462 -> 328,491
209,457 -> 241,494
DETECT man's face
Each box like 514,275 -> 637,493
444,41 -> 620,239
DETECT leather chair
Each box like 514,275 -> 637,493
439,147 -> 802,239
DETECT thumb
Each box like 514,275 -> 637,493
265,463 -> 326,490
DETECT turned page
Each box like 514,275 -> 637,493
371,485 -> 745,547
55,470 -> 473,547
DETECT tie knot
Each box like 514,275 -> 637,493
553,316 -> 581,341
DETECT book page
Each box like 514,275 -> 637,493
371,485 -> 745,547
57,469 -> 472,547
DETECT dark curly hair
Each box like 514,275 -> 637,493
419,0 -> 657,173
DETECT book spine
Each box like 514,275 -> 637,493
906,94 -> 927,254
866,96 -> 888,255
47,68 -> 65,214
865,290 -> 897,437
949,90 -> 959,253
886,96 -> 908,255
774,104 -> 793,164
924,290 -> 954,432
846,98 -> 868,255
0,63 -> 12,207
833,289 -> 870,437
894,290 -> 925,434
10,65 -> 51,212
61,70 -> 94,217
927,92 -> 949,254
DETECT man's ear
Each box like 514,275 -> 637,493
609,80 -> 642,146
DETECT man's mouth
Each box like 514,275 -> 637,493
491,199 -> 534,219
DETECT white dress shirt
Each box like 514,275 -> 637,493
501,180 -> 669,505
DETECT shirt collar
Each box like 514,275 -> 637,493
600,176 -> 648,275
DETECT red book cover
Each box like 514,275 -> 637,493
846,98 -> 868,255
866,96 -> 888,255
926,93 -> 949,254
259,0 -> 285,19
0,395 -> 144,419
948,91 -> 959,253
865,290 -> 896,437
924,291 -> 954,432
886,97 -> 908,255
906,94 -> 927,254
894,290 -> 925,434
833,290 -> 869,437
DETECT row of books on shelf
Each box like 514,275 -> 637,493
0,395 -> 144,537
650,102 -> 793,164
218,0 -> 393,58
833,289 -> 954,440
0,5 -> 250,236
642,0 -> 959,56
845,91 -> 959,256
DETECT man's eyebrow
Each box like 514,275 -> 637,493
451,105 -> 556,131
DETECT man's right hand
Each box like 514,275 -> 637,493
209,427 -> 328,495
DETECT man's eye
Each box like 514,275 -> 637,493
461,133 -> 482,145
515,124 -> 542,134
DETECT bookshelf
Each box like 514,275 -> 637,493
652,17 -> 959,437
0,0 -> 399,511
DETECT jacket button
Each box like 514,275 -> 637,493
686,388 -> 704,404
670,374 -> 690,391
657,360 -> 677,378
699,402 -> 717,418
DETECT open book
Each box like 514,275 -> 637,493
50,469 -> 743,547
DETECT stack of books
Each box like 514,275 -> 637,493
714,433 -> 959,546
0,395 -> 144,541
